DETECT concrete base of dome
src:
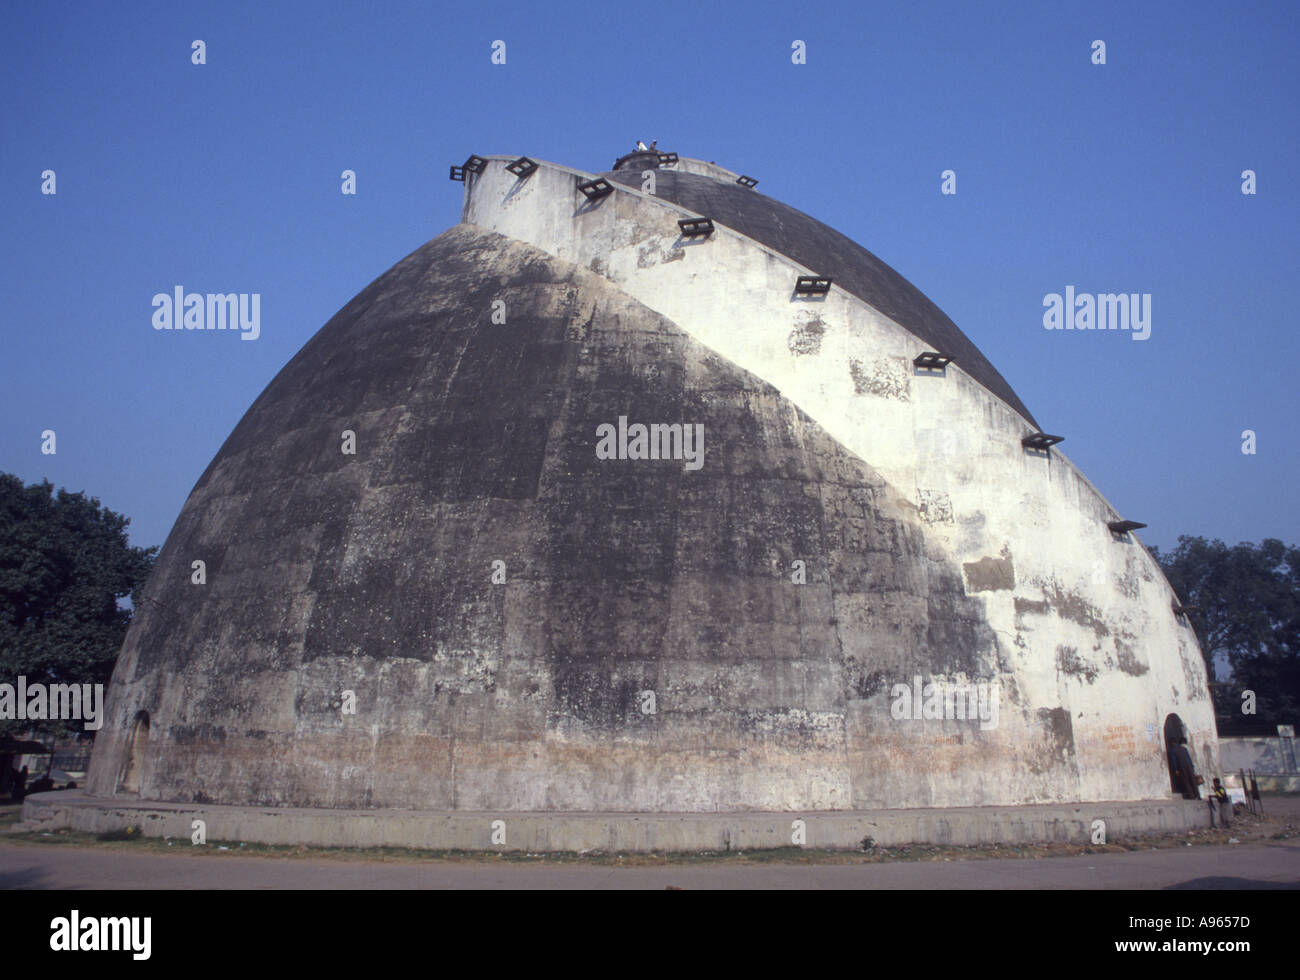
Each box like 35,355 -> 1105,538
19,791 -> 1208,853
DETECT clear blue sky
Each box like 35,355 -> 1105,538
2,1 -> 1297,555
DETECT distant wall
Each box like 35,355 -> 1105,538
1221,735 -> 1299,775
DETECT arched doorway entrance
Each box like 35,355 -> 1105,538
119,710 -> 150,795
1164,713 -> 1199,799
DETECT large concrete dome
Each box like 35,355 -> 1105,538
87,152 -> 1217,813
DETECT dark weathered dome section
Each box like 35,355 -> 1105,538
89,223 -> 1004,811
603,168 -> 1037,427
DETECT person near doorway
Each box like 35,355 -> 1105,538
1169,737 -> 1200,799
1209,778 -> 1231,828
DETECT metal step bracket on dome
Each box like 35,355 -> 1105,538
736,175 -> 759,188
658,152 -> 679,166
794,275 -> 832,296
577,177 -> 614,200
913,351 -> 954,374
677,217 -> 715,238
1172,601 -> 1198,619
506,156 -> 538,178
1021,431 -> 1064,455
1108,519 -> 1147,538
449,165 -> 467,181
462,155 -> 488,174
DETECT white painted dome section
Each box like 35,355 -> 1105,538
458,155 -> 1217,807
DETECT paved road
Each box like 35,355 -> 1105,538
2,840 -> 1298,889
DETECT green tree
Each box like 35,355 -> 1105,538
0,473 -> 157,739
1152,535 -> 1300,727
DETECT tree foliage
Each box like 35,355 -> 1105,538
0,473 -> 157,738
1152,535 -> 1300,727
